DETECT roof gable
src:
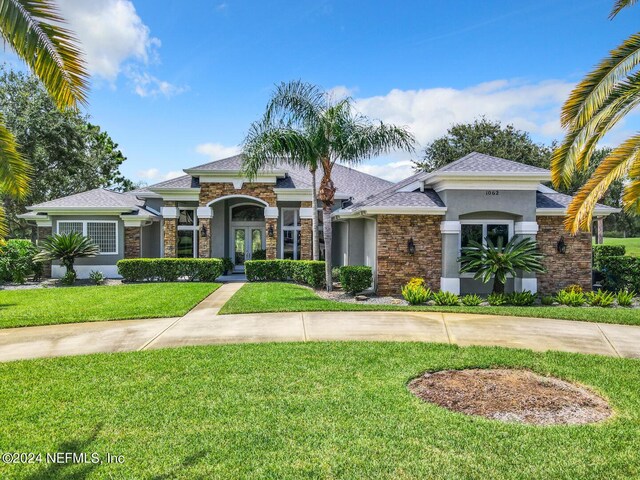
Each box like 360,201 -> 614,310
433,152 -> 550,175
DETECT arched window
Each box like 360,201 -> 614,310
231,205 -> 265,222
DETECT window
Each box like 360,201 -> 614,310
231,205 -> 264,222
460,221 -> 513,249
281,208 -> 301,260
57,220 -> 118,255
177,207 -> 198,257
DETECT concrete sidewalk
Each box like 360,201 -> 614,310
1,282 -> 639,362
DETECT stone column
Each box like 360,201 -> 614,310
196,206 -> 213,258
37,223 -> 52,278
440,221 -> 461,295
161,203 -> 178,258
514,221 -> 539,293
265,205 -> 279,260
124,226 -> 141,258
299,201 -> 313,260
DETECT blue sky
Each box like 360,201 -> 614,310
2,0 -> 639,182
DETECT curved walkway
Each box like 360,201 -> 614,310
1,283 -> 639,362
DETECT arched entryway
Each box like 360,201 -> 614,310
228,203 -> 266,271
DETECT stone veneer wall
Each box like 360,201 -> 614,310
37,226 -> 52,278
124,227 -> 141,258
265,218 -> 278,260
198,218 -> 211,258
376,215 -> 442,296
536,216 -> 592,294
300,201 -> 313,260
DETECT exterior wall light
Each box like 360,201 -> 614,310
557,236 -> 567,254
268,224 -> 274,238
200,225 -> 208,238
407,237 -> 416,255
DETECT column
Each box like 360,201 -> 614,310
124,224 -> 142,258
299,201 -> 313,260
197,207 -> 213,258
36,221 -> 52,278
440,221 -> 461,294
264,206 -> 279,260
161,204 -> 178,258
514,221 -> 539,293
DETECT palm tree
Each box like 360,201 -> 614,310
246,80 -> 415,290
0,0 -> 89,236
34,232 -> 99,279
242,118 -> 322,261
551,0 -> 640,233
458,237 -> 546,294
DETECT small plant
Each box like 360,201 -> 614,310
487,292 -> 508,306
34,232 -> 99,278
60,270 -> 77,286
541,295 -> 555,306
222,257 -> 234,274
461,294 -> 482,306
562,284 -> 583,294
556,289 -> 586,307
89,270 -> 105,285
432,290 -> 459,306
401,280 -> 431,305
507,290 -> 536,306
331,266 -> 342,279
585,290 -> 615,307
616,289 -> 635,307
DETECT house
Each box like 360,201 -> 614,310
20,152 -> 618,295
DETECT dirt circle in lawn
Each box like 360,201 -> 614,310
407,369 -> 611,425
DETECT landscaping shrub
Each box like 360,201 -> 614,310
616,289 -> 635,307
252,249 -> 266,260
339,266 -> 372,295
541,295 -> 555,306
507,290 -> 536,306
117,258 -> 224,282
222,257 -> 234,275
331,266 -> 342,279
61,270 -> 77,286
461,294 -> 482,306
245,260 -> 325,288
487,292 -> 508,306
562,284 -> 584,294
593,245 -> 626,269
556,289 -> 586,307
599,256 -> 640,292
0,239 -> 43,284
432,291 -> 459,306
401,278 -> 431,305
585,290 -> 615,307
89,270 -> 105,285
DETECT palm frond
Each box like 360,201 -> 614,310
565,133 -> 640,233
560,33 -> 640,129
0,0 -> 89,109
610,0 -> 638,18
265,80 -> 326,129
0,114 -> 31,199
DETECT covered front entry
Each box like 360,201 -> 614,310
229,203 -> 267,272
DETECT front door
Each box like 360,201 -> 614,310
233,227 -> 265,271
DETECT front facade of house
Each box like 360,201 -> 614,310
21,152 -> 617,295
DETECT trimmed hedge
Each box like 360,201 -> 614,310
117,258 -> 224,282
339,266 -> 372,295
593,245 -> 626,269
245,260 -> 325,288
599,255 -> 640,292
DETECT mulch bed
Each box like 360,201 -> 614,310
408,368 -> 611,425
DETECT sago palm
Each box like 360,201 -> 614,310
458,237 -> 546,294
551,0 -> 640,233
34,232 -> 99,276
0,0 -> 88,236
246,80 -> 415,290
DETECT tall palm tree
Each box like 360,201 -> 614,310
0,0 -> 89,236
245,81 -> 415,290
551,0 -> 640,233
242,118 -> 321,261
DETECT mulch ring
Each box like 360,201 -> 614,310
407,368 -> 611,426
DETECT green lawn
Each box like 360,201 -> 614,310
602,237 -> 640,257
1,342 -> 639,479
219,282 -> 640,326
0,283 -> 220,329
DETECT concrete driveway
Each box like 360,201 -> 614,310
1,283 -> 639,362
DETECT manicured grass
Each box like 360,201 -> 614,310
1,342 -> 639,479
602,237 -> 640,257
219,282 -> 640,326
0,283 -> 220,329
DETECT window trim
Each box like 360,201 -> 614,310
176,207 -> 198,257
57,220 -> 119,255
458,219 -> 514,278
281,208 -> 301,260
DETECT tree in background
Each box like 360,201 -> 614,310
0,68 -> 134,237
414,118 -> 555,172
0,0 -> 89,237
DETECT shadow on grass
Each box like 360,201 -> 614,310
150,449 -> 209,480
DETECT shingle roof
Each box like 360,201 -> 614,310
29,188 -> 144,210
364,190 -> 445,208
536,191 -> 618,212
434,152 -> 550,174
186,154 -> 245,171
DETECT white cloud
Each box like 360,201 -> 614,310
354,79 -> 574,148
58,0 -> 185,97
354,160 -> 415,182
195,143 -> 242,160
129,70 -> 188,98
328,85 -> 357,101
137,168 -> 183,181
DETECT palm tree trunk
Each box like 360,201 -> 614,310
310,167 -> 319,261
322,204 -> 333,291
492,278 -> 505,294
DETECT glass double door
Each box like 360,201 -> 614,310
233,226 -> 265,271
